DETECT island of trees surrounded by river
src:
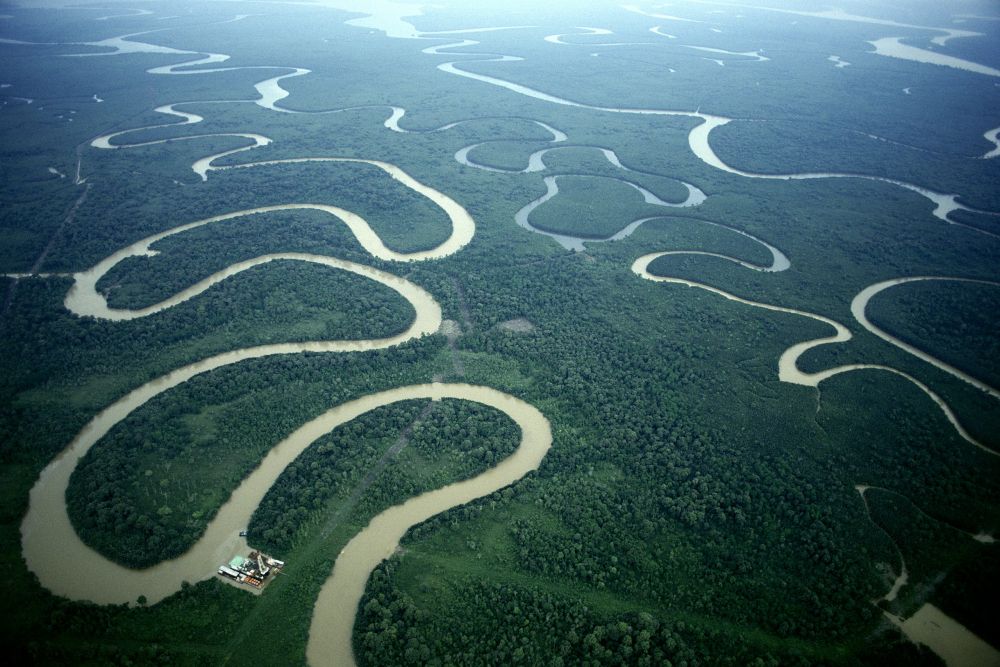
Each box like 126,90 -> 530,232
1,1 -> 998,665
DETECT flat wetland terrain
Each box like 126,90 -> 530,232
1,0 -> 998,665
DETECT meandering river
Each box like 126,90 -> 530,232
17,147 -> 554,667
632,256 -> 999,456
426,38 -> 999,237
307,384 -> 551,667
6,7 -> 998,665
514,174 -> 706,250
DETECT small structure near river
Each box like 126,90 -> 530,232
218,550 -> 285,591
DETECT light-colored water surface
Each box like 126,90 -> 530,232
21,150 -> 482,611
16,67 -> 552,663
690,3 -> 981,45
63,159 -> 473,322
889,605 -> 1000,667
622,4 -> 702,23
632,257 -> 997,456
11,8 -> 1000,666
21,269 -> 442,605
427,40 -> 998,237
869,37 -> 1000,77
544,26 -> 645,47
983,127 -> 1000,159
306,384 -> 552,667
64,19 -> 998,244
684,44 -> 768,62
514,174 -> 705,250
851,277 -> 1000,401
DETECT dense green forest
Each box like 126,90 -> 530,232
866,280 -> 1000,390
527,177 -> 680,239
1,0 -> 998,665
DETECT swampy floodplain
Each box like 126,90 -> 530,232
1,1 -> 999,665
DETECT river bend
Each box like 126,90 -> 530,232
633,256 -> 998,456
7,9 -> 998,666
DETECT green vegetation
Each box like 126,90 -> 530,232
708,119 -> 1000,210
250,399 -> 519,554
464,139 -> 548,171
867,280 -> 1000,390
1,1 -> 998,666
66,345 -> 435,568
528,176 -> 669,239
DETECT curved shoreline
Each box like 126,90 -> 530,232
199,159 -> 472,262
633,252 -> 849,388
70,24 -> 999,244
19,149 -> 485,627
453,120 -> 567,172
632,256 -> 998,456
983,127 -> 1000,159
21,375 -> 553,619
306,384 -> 552,667
70,251 -> 434,321
91,97 -> 574,188
9,17 -> 998,237
8,10 -> 999,666
514,174 -> 705,251
852,277 -> 1000,401
425,40 -> 999,236
626,222 -> 788,272
63,161 -> 475,320
544,26 -> 647,47
20,284 -> 440,605
14,48 -> 558,657
869,37 -> 1000,78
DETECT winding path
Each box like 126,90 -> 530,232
544,26 -> 648,47
855,485 -> 909,603
5,8 -> 999,666
15,21 -> 996,238
18,122 -> 550,667
636,252 -> 1000,666
852,277 -> 1000,401
983,127 -> 1000,159
633,256 -> 999,456
307,384 -> 551,667
19,154 -> 473,590
422,36 -> 1000,238
514,174 -> 707,251
21,266 -> 436,604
